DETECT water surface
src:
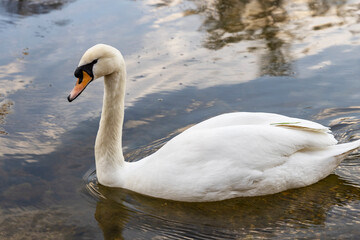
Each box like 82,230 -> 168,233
1,0 -> 360,239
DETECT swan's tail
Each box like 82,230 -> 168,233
290,139 -> 360,186
333,139 -> 360,162
293,139 -> 360,168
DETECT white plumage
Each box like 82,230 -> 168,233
68,44 -> 360,202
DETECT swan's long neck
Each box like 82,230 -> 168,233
95,69 -> 126,185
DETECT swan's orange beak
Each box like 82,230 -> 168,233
68,71 -> 93,102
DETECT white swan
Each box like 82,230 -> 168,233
68,44 -> 360,202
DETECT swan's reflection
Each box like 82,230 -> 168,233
94,173 -> 360,239
95,200 -> 129,240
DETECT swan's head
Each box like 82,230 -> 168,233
67,44 -> 125,102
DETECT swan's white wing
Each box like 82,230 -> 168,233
153,124 -> 336,171
125,120 -> 338,201
188,112 -> 330,133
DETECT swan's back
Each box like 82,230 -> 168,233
120,112 -> 359,202
188,112 -> 329,132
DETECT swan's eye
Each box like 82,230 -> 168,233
74,68 -> 83,78
74,59 -> 98,84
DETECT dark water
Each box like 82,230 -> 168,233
1,0 -> 360,239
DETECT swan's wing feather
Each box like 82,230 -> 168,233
270,122 -> 330,133
147,124 -> 335,179
125,113 -> 352,201
127,124 -> 338,201
188,112 -> 330,133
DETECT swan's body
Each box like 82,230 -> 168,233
68,44 -> 360,202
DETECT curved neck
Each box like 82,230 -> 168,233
95,70 -> 126,185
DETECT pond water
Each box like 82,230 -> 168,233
1,0 -> 360,239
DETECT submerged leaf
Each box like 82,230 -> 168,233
270,122 -> 301,125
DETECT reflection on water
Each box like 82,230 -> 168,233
194,0 -> 350,49
314,106 -> 360,142
0,100 -> 13,135
153,0 -> 360,76
0,0 -> 74,16
124,0 -> 360,98
195,0 -> 293,75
